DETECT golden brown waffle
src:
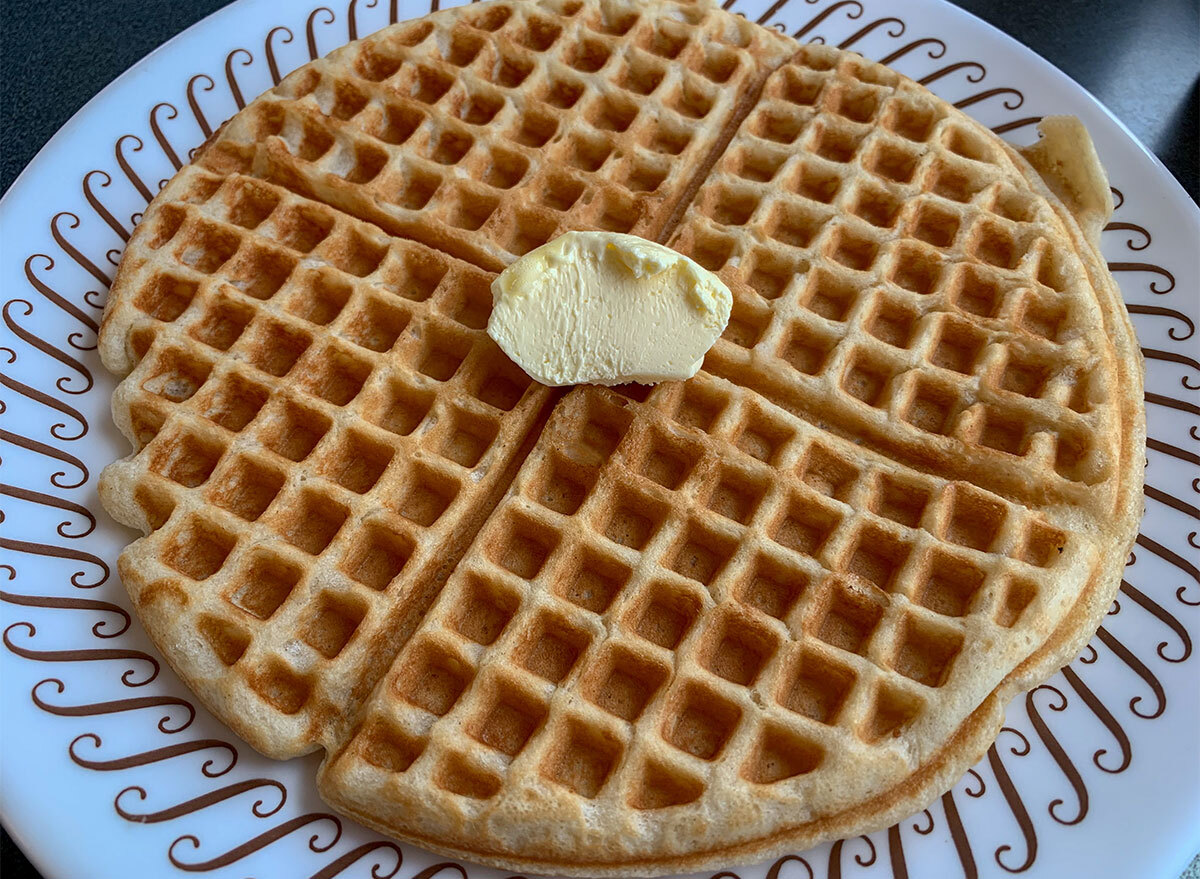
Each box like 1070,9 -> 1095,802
321,366 -> 1137,871
99,164 -> 558,756
668,47 -> 1126,515
198,0 -> 796,270
98,3 -> 1144,875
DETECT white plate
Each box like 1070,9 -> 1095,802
2,0 -> 1197,876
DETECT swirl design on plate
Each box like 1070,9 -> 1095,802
167,813 -> 341,870
4,623 -> 159,686
0,588 -> 129,637
114,778 -> 287,822
0,367 -> 88,440
33,678 -> 196,733
0,486 -> 96,538
225,48 -> 255,110
265,26 -> 296,85
3,297 -> 92,393
1,1 -> 1195,876
185,74 -> 217,138
69,733 -> 238,777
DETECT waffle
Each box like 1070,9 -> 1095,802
197,0 -> 797,269
98,3 -> 1144,875
667,51 -> 1126,515
98,163 -> 559,756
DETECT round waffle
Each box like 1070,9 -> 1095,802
97,0 -> 1144,874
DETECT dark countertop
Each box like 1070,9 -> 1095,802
1,0 -> 1197,877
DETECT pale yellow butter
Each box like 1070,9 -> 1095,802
487,231 -> 733,387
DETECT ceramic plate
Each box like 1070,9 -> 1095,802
2,0 -> 1197,876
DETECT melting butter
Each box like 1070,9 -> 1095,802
487,231 -> 732,387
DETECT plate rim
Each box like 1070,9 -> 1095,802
1,0 -> 1197,877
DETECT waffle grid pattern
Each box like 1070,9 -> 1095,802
101,164 -> 555,752
96,3 -> 1136,872
324,376 -> 1088,854
669,47 -> 1118,510
200,0 -> 796,270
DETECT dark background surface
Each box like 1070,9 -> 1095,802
1,0 -> 1197,876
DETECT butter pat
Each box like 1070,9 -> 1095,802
487,231 -> 733,387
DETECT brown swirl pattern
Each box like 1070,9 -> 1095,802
0,531 -> 108,588
265,26 -> 296,85
0,371 -> 88,440
918,61 -> 985,86
50,211 -> 112,287
115,778 -> 287,822
69,733 -> 238,778
25,250 -> 100,339
115,134 -> 155,204
1107,262 -> 1177,294
0,485 -> 95,538
0,430 -> 89,488
4,623 -> 159,686
4,293 -> 93,390
1,0 -> 1196,877
185,75 -> 217,139
167,813 -> 341,870
0,589 -> 129,638
33,678 -> 197,734
225,48 -> 255,110
83,170 -> 132,242
988,729 -> 1037,873
1059,666 -> 1130,774
150,101 -> 184,175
